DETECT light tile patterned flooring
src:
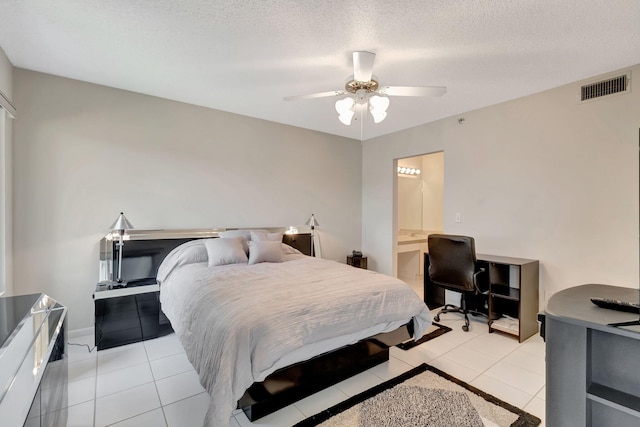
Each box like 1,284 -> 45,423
66,289 -> 546,426
67,280 -> 545,427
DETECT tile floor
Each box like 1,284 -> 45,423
65,288 -> 546,426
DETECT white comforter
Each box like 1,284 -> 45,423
159,254 -> 431,426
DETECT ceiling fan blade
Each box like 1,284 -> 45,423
283,90 -> 346,101
353,51 -> 376,82
379,86 -> 447,97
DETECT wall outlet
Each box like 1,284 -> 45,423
455,213 -> 462,223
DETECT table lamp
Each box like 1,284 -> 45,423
109,212 -> 134,284
305,214 -> 319,257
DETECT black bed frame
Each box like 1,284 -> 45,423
238,322 -> 413,421
103,229 -> 414,422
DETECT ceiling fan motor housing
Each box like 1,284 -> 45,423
345,79 -> 379,94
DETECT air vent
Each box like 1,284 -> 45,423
581,73 -> 630,102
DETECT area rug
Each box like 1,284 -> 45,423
396,322 -> 452,350
293,363 -> 541,427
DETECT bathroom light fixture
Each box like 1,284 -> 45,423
397,166 -> 421,176
109,212 -> 134,284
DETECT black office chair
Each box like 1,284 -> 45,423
427,234 -> 488,332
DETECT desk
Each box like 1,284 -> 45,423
544,284 -> 640,427
424,253 -> 539,342
397,237 -> 427,279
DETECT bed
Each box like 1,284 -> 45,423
156,230 -> 432,426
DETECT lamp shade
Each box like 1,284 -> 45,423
109,212 -> 134,232
305,214 -> 319,227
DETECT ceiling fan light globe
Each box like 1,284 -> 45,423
371,110 -> 387,123
335,97 -> 355,115
338,110 -> 355,125
369,95 -> 390,112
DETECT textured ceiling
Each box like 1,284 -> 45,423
1,0 -> 639,140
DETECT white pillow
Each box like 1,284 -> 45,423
250,230 -> 283,242
177,242 -> 208,265
218,230 -> 251,253
248,240 -> 284,265
219,229 -> 271,253
157,239 -> 208,283
219,230 -> 251,239
204,238 -> 248,267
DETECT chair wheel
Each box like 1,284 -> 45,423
462,325 -> 469,332
434,315 -> 440,322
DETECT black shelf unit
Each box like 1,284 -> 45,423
424,253 -> 539,342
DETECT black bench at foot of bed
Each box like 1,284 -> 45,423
238,322 -> 413,421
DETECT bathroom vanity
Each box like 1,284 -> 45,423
397,231 -> 440,280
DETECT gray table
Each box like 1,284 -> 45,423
544,284 -> 640,427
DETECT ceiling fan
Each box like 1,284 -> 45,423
284,51 -> 446,125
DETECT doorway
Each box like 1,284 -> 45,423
395,151 -> 444,297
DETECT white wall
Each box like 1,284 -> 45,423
0,46 -> 13,296
0,48 -> 11,98
363,64 -> 640,307
13,69 -> 362,330
421,152 -> 444,231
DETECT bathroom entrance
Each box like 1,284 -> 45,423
395,151 -> 444,296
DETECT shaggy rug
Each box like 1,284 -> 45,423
293,363 -> 541,427
396,322 -> 452,350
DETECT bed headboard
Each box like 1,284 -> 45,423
99,228 -> 313,284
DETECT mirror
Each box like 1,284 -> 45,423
397,151 -> 444,235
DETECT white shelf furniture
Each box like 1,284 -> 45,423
544,284 -> 640,426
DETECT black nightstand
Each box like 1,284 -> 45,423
347,255 -> 367,269
93,283 -> 173,350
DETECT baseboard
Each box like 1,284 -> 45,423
68,326 -> 94,339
